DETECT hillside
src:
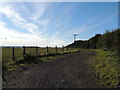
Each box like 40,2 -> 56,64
67,29 -> 120,57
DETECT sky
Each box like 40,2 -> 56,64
0,2 -> 118,47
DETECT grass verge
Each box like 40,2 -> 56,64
87,49 -> 119,88
2,50 -> 79,73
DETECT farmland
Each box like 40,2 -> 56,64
2,46 -> 79,71
2,47 -> 75,61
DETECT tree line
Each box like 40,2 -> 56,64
67,28 -> 120,57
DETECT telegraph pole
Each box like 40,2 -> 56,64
72,33 -> 78,42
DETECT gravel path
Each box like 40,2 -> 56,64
3,50 -> 105,88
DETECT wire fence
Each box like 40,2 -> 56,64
2,46 -> 78,63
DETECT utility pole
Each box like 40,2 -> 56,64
72,33 -> 78,42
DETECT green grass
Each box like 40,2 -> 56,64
2,47 -> 80,62
88,49 -> 119,88
2,47 -> 63,62
2,47 -> 80,72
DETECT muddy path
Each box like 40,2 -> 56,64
2,50 -> 105,88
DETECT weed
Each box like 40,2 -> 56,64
88,49 -> 119,88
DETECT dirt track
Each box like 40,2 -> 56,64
3,50 -> 105,88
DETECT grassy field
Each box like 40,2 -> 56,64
2,47 -> 67,61
2,47 -> 79,71
87,49 -> 120,88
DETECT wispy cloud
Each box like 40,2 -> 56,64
0,21 -> 66,46
0,3 -> 66,46
29,2 -> 53,27
0,2 -> 117,46
51,3 -> 77,28
29,3 -> 74,35
32,2 -> 48,20
0,5 -> 26,23
66,10 -> 117,36
0,4 -> 40,35
55,16 -> 71,29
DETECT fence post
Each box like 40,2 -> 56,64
12,47 -> 15,61
55,46 -> 57,53
39,47 -> 41,55
23,46 -> 26,55
62,46 -> 64,52
47,46 -> 49,53
36,46 -> 38,55
67,46 -> 69,51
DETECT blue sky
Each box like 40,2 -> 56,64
0,2 -> 118,46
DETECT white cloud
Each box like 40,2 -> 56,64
31,2 -> 48,20
0,4 -> 40,34
23,23 -> 38,34
1,2 -> 116,47
0,22 -> 44,40
35,18 -> 51,26
0,3 -> 67,47
29,3 -> 54,27
0,5 -> 27,23
0,21 -> 66,46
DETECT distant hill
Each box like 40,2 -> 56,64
67,28 -> 120,56
67,34 -> 101,49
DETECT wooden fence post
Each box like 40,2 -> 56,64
12,47 -> 15,60
47,46 -> 49,53
23,46 -> 26,55
55,46 -> 57,53
39,47 -> 41,54
62,46 -> 64,52
67,46 -> 69,51
36,46 -> 38,55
